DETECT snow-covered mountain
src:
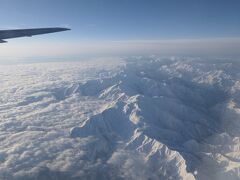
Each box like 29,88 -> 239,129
0,57 -> 239,180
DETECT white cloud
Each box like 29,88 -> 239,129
0,57 -> 239,179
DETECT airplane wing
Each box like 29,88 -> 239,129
0,27 -> 70,43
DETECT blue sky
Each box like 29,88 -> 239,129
0,0 -> 240,61
1,0 -> 240,40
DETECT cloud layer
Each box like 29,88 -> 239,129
0,57 -> 240,179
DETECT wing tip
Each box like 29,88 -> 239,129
58,27 -> 71,31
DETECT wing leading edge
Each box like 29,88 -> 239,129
0,27 -> 70,43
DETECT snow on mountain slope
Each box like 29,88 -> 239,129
0,57 -> 239,180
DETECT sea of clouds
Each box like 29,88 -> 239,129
0,56 -> 240,180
